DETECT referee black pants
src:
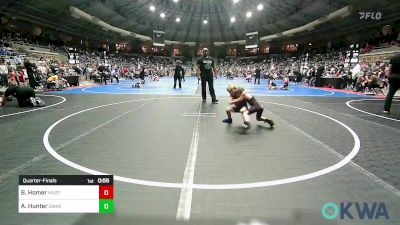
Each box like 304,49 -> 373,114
100,73 -> 107,85
201,75 -> 216,101
254,76 -> 260,84
111,75 -> 119,84
315,76 -> 322,87
384,79 -> 400,112
174,75 -> 181,88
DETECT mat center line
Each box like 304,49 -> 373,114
176,103 -> 204,221
180,112 -> 216,118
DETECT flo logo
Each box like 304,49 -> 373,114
322,202 -> 389,220
359,12 -> 382,20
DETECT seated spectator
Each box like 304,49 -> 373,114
47,74 -> 59,82
364,72 -> 379,93
47,74 -> 65,90
360,43 -> 372,54
355,75 -> 366,92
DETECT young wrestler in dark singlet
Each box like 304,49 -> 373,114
223,84 -> 274,128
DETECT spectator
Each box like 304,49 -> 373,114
315,63 -> 324,87
355,75 -> 366,92
360,43 -> 372,54
0,59 -> 8,87
8,68 -> 17,86
24,59 -> 38,89
364,72 -> 379,93
17,67 -> 25,86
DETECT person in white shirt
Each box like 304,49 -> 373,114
111,68 -> 119,84
86,67 -> 93,75
0,59 -> 9,87
37,63 -> 47,76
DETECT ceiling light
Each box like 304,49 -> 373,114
246,11 -> 252,18
176,17 -> 181,22
230,16 -> 236,23
203,19 -> 208,24
233,0 -> 239,4
173,0 -> 179,2
149,5 -> 155,11
257,4 -> 264,11
160,13 -> 165,18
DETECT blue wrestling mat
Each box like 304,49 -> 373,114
54,77 -> 366,97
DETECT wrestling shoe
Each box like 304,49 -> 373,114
222,118 -> 232,124
30,97 -> 38,107
35,97 -> 46,107
241,122 -> 251,129
265,119 -> 275,128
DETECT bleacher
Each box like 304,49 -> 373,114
11,42 -> 68,63
359,44 -> 400,63
13,42 -> 51,53
369,44 -> 400,54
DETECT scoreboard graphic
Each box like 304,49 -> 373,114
19,175 -> 114,213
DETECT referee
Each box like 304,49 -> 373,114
173,60 -> 185,89
384,53 -> 400,114
254,66 -> 261,84
196,48 -> 218,104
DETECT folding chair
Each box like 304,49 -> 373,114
44,81 -> 57,92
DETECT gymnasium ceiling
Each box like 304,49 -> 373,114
1,0 -> 400,44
